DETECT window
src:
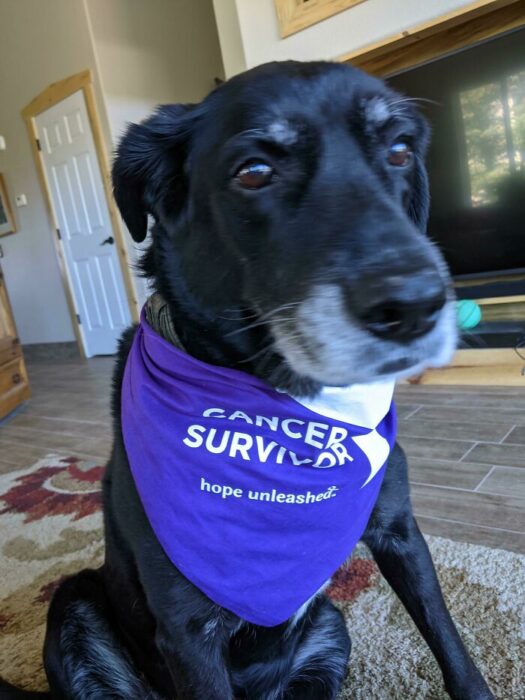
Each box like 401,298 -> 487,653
460,70 -> 525,206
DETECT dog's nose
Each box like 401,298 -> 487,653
349,271 -> 447,343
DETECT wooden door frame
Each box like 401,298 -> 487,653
338,0 -> 525,383
22,69 -> 139,359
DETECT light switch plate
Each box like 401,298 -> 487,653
15,194 -> 28,207
0,136 -> 6,151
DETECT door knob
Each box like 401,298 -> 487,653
100,236 -> 114,246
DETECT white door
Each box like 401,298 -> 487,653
35,90 -> 131,357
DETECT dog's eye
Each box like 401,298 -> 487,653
235,162 -> 274,189
387,142 -> 413,167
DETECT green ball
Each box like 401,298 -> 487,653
456,299 -> 482,330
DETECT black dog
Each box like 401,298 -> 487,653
1,61 -> 494,700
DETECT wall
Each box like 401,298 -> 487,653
0,0 -> 112,345
0,0 -> 224,345
213,0 -> 481,77
85,0 -> 224,305
86,0 -> 224,141
212,0 -> 246,79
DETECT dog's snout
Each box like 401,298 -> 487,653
349,271 -> 447,343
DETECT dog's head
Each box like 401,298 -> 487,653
113,61 -> 456,393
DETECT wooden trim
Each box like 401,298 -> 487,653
451,348 -> 524,366
339,0 -> 525,76
274,0 -> 367,38
21,70 -> 139,357
455,271 -> 525,288
419,348 -> 525,385
478,295 -> 525,305
477,298 -> 525,322
453,272 -> 525,320
0,174 -> 17,237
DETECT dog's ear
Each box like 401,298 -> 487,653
407,152 -> 430,232
112,104 -> 198,242
407,117 -> 430,233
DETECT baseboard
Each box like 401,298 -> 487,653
22,341 -> 80,362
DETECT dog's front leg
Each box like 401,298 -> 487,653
136,547 -> 239,700
363,443 -> 494,700
109,441 -> 239,699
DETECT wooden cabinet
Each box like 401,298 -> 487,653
0,265 -> 30,419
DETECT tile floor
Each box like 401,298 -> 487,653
1,357 -> 524,553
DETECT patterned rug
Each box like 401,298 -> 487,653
0,455 -> 523,698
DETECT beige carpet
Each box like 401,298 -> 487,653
0,455 -> 523,698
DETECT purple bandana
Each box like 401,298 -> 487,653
121,313 -> 396,626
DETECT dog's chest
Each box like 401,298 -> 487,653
121,317 -> 397,626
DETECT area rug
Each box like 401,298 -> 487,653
0,455 -> 523,698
